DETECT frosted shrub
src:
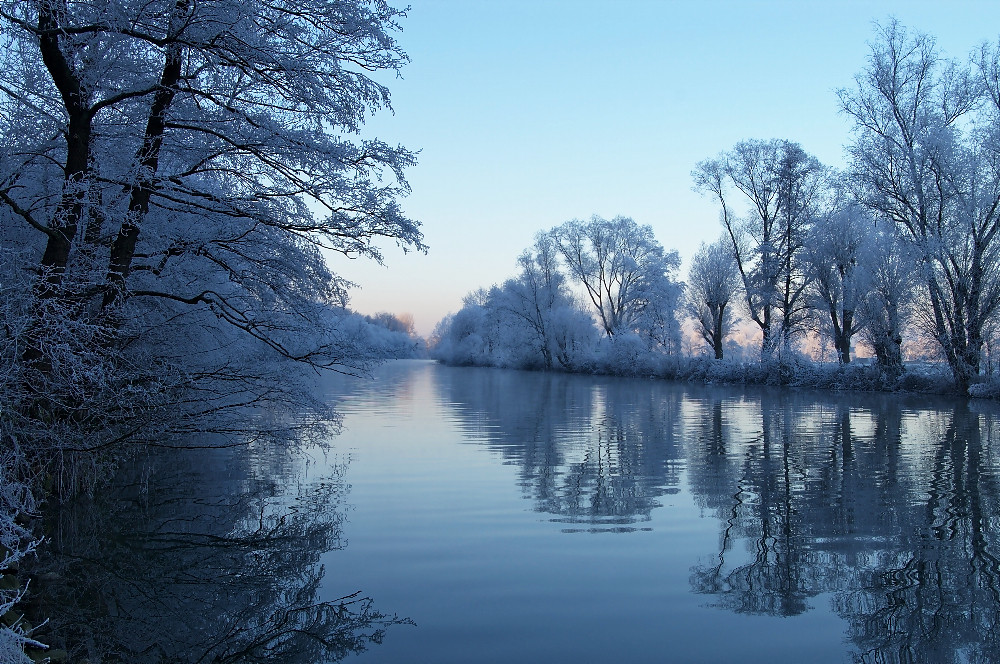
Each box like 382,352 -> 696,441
549,307 -> 599,371
594,333 -> 657,377
970,380 -> 1000,399
0,451 -> 43,663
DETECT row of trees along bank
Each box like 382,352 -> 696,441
433,22 -> 1000,397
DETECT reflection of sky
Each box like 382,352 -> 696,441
323,362 -> 845,662
320,361 -> 1000,663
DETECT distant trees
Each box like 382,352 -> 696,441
840,20 -> 1000,391
804,196 -> 872,364
686,239 -> 740,359
432,216 -> 683,373
365,312 -> 416,337
549,216 -> 683,341
428,20 -> 1000,394
361,312 -> 425,358
693,140 -> 825,357
439,17 -> 1000,391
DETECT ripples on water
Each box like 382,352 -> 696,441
29,360 -> 1000,663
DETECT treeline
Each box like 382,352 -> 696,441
433,21 -> 1000,397
362,312 -> 427,358
431,215 -> 683,374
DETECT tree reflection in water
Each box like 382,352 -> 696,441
438,366 -> 1000,663
437,367 -> 684,532
25,438 -> 408,663
686,391 -> 1000,664
834,403 -> 1000,663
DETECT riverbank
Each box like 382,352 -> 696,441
661,356 -> 961,395
432,353 -> 981,397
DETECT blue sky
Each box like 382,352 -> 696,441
338,0 -> 1000,335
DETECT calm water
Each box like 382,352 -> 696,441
31,360 -> 1000,663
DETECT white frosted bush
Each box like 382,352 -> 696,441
0,453 -> 42,663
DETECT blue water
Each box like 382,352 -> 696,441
313,361 -> 1000,663
32,359 -> 1000,663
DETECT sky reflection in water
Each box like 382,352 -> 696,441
325,361 -> 1000,664
30,360 -> 1000,663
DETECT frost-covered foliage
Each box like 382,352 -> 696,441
841,20 -> 1000,392
432,221 -> 684,374
0,255 -> 422,495
0,0 -> 422,484
694,140 -> 827,357
590,333 -> 661,376
970,379 -> 1000,399
667,356 -> 954,393
0,450 -> 42,664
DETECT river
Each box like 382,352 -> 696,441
28,360 -> 1000,663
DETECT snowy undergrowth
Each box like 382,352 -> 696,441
667,356 -> 956,394
0,451 -> 43,664
436,348 -> 963,396
970,379 -> 1000,399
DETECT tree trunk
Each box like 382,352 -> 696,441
36,0 -> 92,294
103,4 -> 186,307
759,311 -> 776,359
839,343 -> 851,365
713,307 -> 724,360
873,331 -> 904,377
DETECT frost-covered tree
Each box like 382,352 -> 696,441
693,140 -> 825,357
430,312 -> 483,367
686,239 -> 740,359
633,264 -> 684,355
0,0 -> 421,340
496,233 -> 579,369
0,0 -> 422,468
855,227 -> 921,375
431,236 -> 599,371
1,0 -> 421,297
841,20 -> 1000,391
805,194 -> 873,364
549,215 -> 682,344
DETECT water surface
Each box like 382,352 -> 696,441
316,361 -> 1000,663
35,360 -> 1000,663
